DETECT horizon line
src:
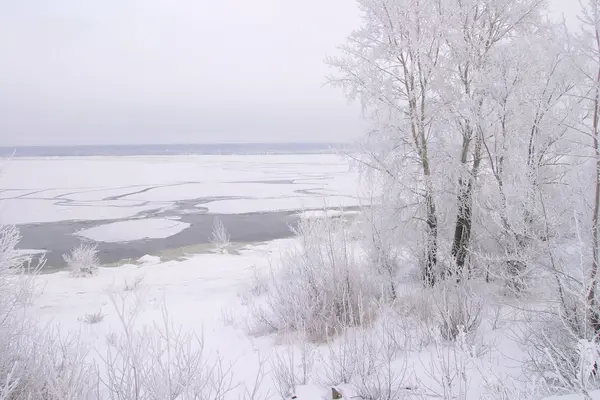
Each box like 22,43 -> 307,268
0,141 -> 352,149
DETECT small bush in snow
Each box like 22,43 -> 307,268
123,275 -> 144,292
256,217 -> 374,340
63,243 -> 99,277
319,309 -> 409,399
434,283 -> 482,341
99,292 -> 235,399
361,206 -> 401,300
524,291 -> 600,396
211,217 -> 231,254
270,346 -> 299,397
83,310 -> 105,324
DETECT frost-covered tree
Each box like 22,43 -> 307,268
210,217 -> 231,254
329,0 -> 554,285
437,0 -> 547,276
475,25 -> 576,290
328,0 -> 445,286
570,0 -> 600,332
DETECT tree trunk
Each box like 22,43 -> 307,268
424,189 -> 438,287
450,129 -> 482,277
589,65 -> 600,331
420,130 -> 438,286
451,179 -> 473,275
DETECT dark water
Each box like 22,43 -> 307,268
0,143 -> 348,157
18,209 -> 302,270
20,203 -> 361,270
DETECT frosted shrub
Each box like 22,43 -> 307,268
0,225 -> 22,271
0,226 -> 33,321
210,217 -> 231,254
83,310 -> 105,324
524,291 -> 600,397
319,310 -> 409,399
123,275 -> 144,292
0,327 -> 98,400
258,217 -> 373,340
63,243 -> 99,277
99,293 -> 235,399
0,225 -> 97,400
434,283 -> 482,341
361,206 -> 401,300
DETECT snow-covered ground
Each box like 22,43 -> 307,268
30,240 -> 296,398
0,154 -> 362,226
28,235 -> 538,399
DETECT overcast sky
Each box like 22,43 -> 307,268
0,0 -> 577,146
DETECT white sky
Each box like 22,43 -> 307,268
0,0 -> 578,146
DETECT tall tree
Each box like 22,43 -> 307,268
328,0 -> 444,286
441,0 -> 546,276
573,0 -> 600,328
481,27 -> 575,289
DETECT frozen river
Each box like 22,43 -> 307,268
0,154 -> 362,267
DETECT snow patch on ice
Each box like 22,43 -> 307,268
297,209 -> 360,219
137,254 -> 161,265
16,249 -> 48,255
202,196 -> 360,214
75,218 -> 190,243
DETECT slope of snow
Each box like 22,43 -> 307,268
28,235 -> 538,399
544,392 -> 600,400
30,239 -> 293,398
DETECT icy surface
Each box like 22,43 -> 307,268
0,154 -> 362,225
297,209 -> 360,219
200,196 -> 360,214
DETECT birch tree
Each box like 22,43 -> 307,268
572,0 -> 600,330
480,26 -> 575,288
440,0 -> 546,276
328,0 -> 444,286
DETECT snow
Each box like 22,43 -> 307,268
0,198 -> 165,225
136,254 -> 161,265
544,392 -> 600,400
201,196 -> 361,214
30,240 -> 294,397
26,236 -> 528,399
75,218 -> 190,243
16,248 -> 48,255
297,209 -> 360,219
0,154 -> 362,225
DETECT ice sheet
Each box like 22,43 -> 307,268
0,154 -> 361,224
201,196 -> 360,214
0,198 -> 164,225
297,209 -> 360,219
75,218 -> 190,243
